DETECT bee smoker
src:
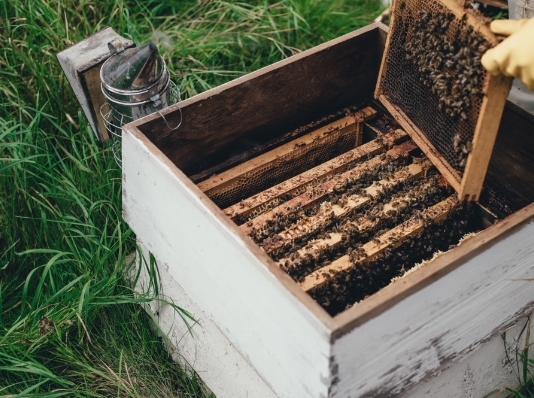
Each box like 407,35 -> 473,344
100,40 -> 180,166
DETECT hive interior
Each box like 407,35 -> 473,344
196,105 -> 496,316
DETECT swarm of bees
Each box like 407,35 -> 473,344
243,144 -> 480,317
453,133 -> 473,168
278,170 -> 452,282
310,203 -> 475,316
405,11 -> 489,121
379,1 -> 492,173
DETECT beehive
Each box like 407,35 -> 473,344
195,106 -> 489,317
122,23 -> 534,398
375,0 -> 513,200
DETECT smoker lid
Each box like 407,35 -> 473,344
101,42 -> 164,91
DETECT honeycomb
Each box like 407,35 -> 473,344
208,127 -> 359,208
378,0 -> 492,174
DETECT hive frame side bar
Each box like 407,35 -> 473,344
374,0 -> 396,100
122,124 -> 335,398
459,73 -> 514,201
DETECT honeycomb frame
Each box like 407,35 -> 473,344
375,0 -> 513,201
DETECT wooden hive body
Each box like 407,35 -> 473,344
122,24 -> 534,397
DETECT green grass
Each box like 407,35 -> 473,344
0,0 -> 383,396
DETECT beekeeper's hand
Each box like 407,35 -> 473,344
481,18 -> 534,90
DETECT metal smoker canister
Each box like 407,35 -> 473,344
100,41 -> 179,166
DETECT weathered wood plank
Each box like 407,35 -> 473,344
261,160 -> 430,254
136,25 -> 383,176
240,140 -> 418,236
459,73 -> 514,201
122,126 -> 333,398
330,202 -> 534,397
300,196 -> 457,292
224,129 -> 408,223
133,239 -> 278,398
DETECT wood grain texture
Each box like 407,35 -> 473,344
374,10 -> 395,100
403,318 -> 534,397
56,27 -> 135,143
135,25 -> 382,176
81,66 -> 110,141
330,202 -> 534,397
133,239 -> 278,398
483,101 -> 534,214
459,73 -> 514,201
300,196 -> 456,292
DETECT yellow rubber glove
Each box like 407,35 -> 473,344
481,18 -> 534,90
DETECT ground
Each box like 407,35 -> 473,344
0,0 -> 382,396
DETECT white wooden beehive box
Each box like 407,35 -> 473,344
122,23 -> 534,398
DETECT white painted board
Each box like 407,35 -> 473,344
131,239 -> 278,398
122,127 -> 332,398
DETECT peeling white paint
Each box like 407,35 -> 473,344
331,220 -> 534,397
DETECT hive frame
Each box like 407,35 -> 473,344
375,0 -> 513,201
